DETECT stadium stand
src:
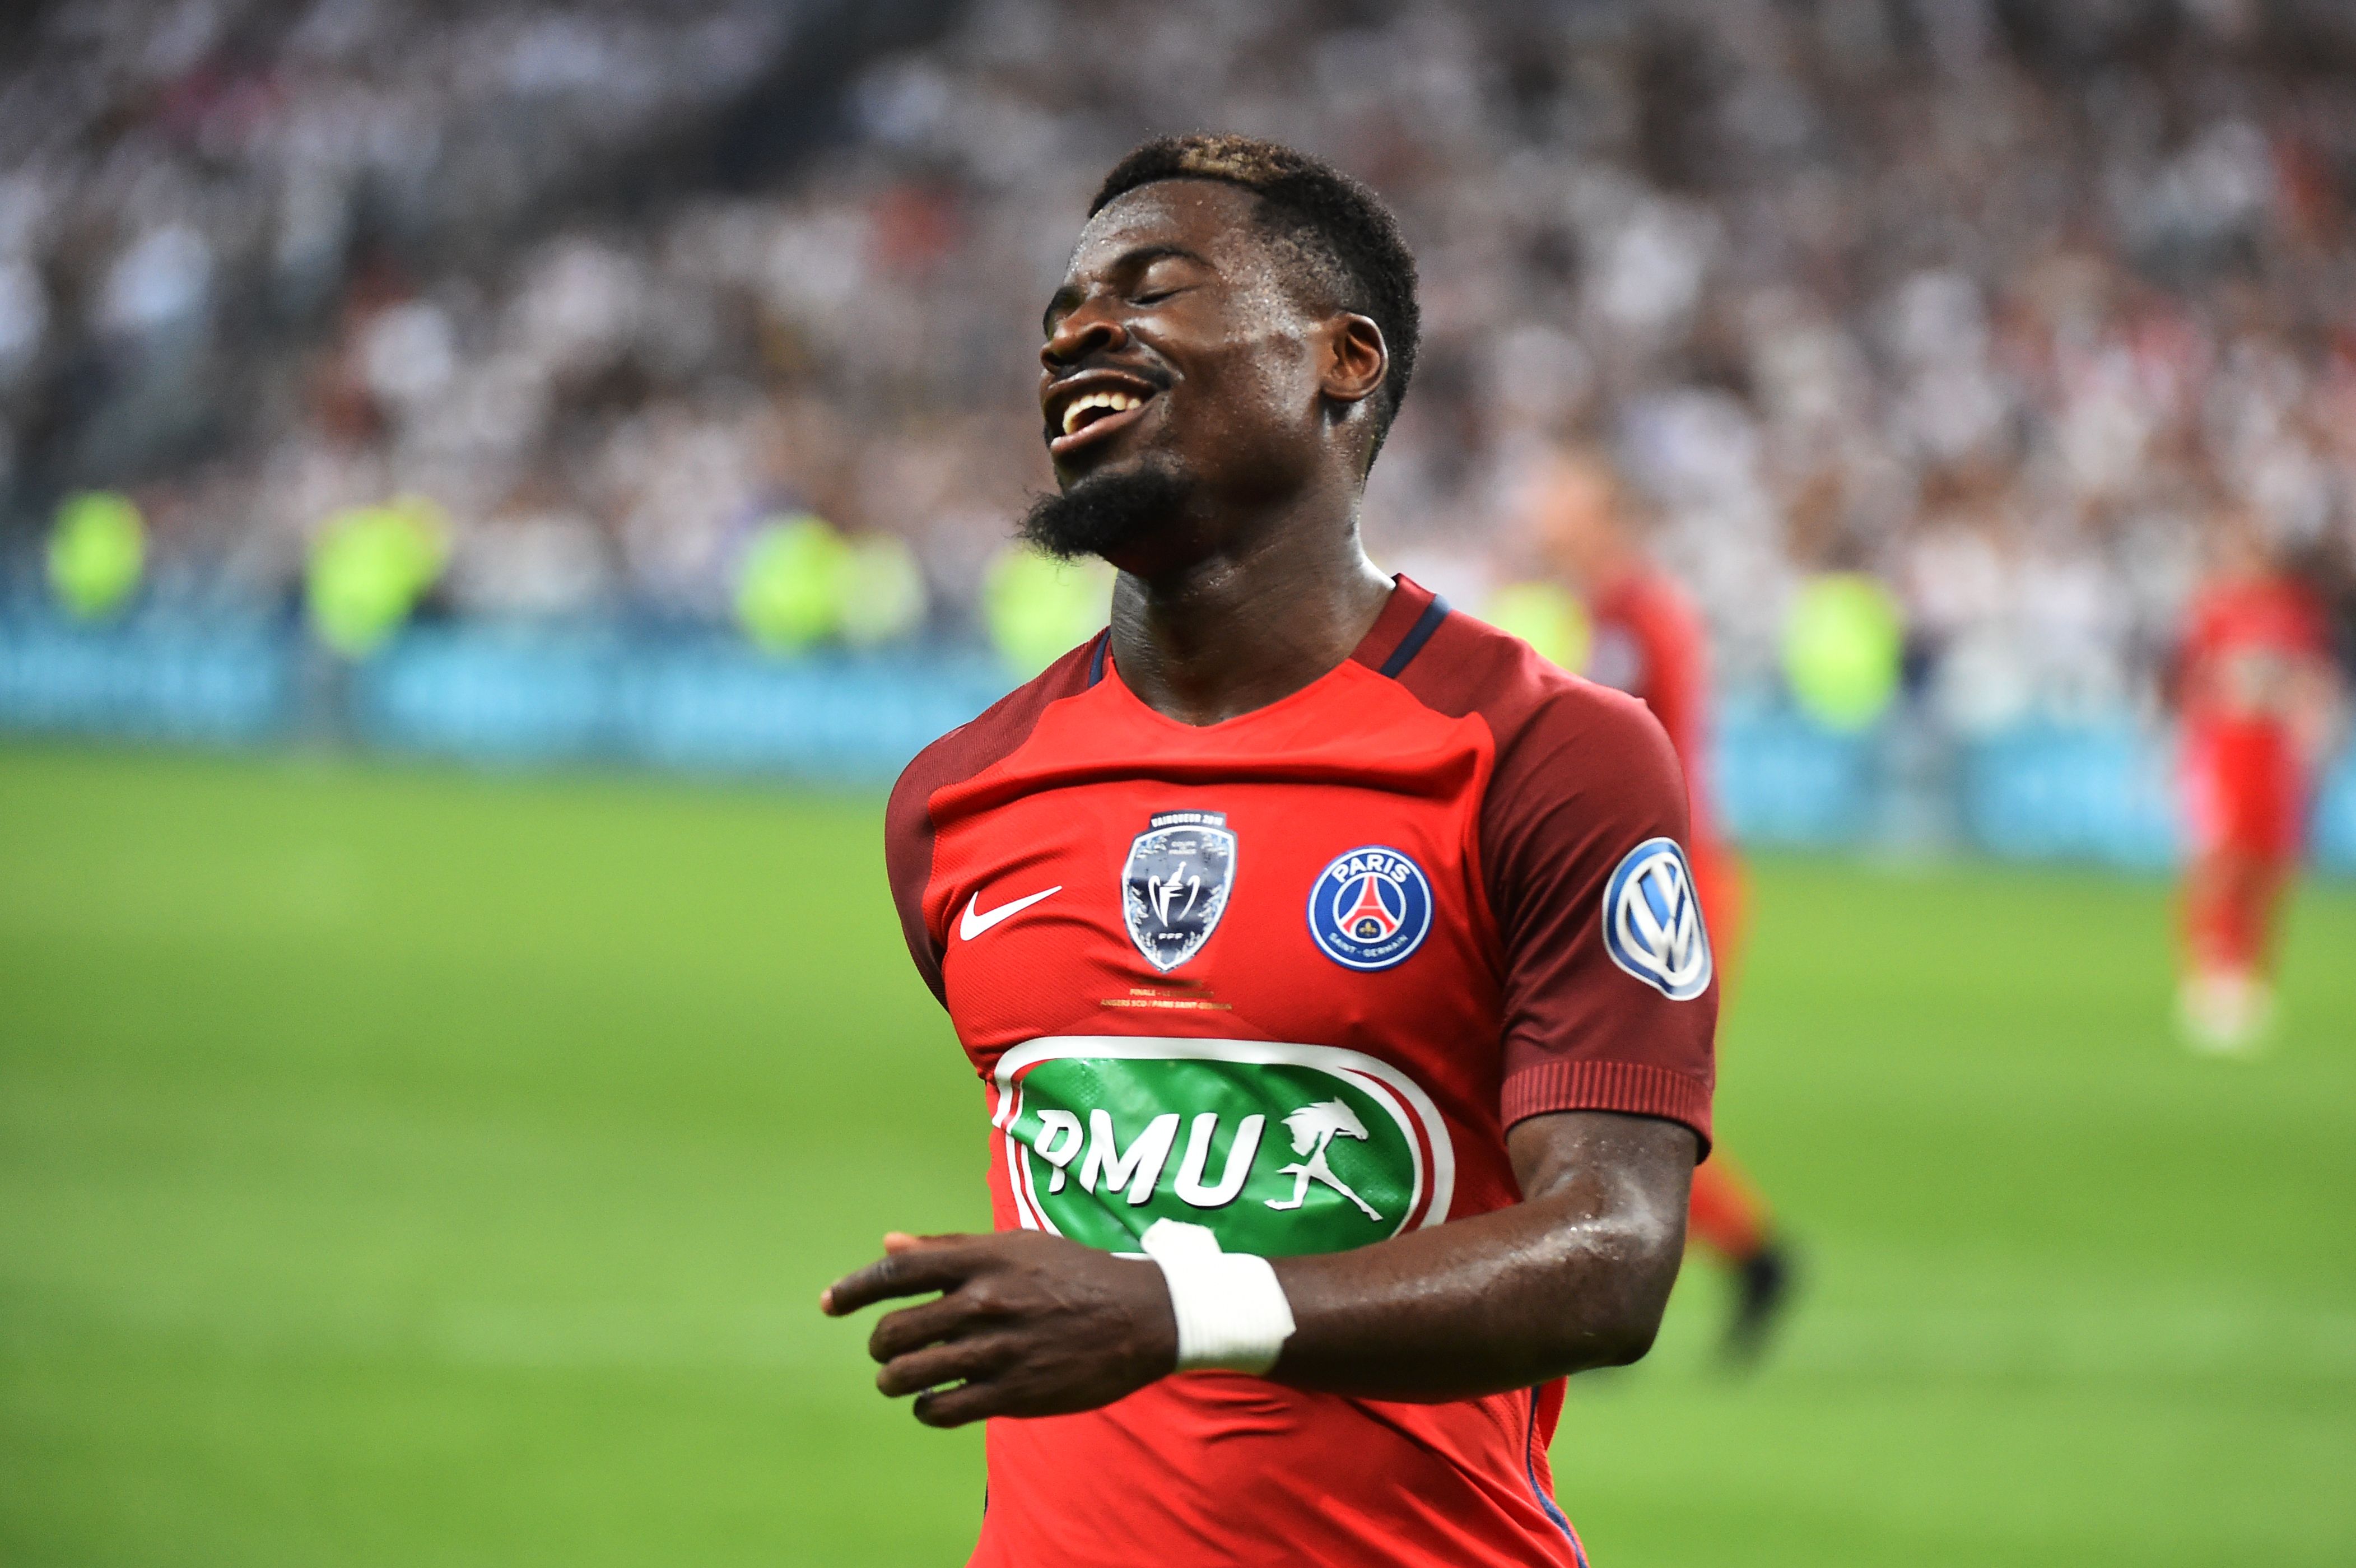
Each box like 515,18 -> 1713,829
1,0 -> 2352,862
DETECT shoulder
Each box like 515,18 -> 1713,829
882,635 -> 1102,1006
1392,608 -> 1692,908
892,639 -> 1098,812
1393,607 -> 1682,788
886,636 -> 1101,877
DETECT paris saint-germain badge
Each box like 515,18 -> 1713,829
1122,810 -> 1237,972
1307,845 -> 1434,971
1601,836 -> 1712,1000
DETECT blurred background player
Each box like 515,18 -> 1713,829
1511,443 -> 1794,1361
2172,502 -> 2344,1052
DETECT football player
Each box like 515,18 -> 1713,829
2173,502 -> 2342,1050
826,136 -> 1717,1566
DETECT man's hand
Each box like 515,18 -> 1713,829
821,1229 -> 1178,1427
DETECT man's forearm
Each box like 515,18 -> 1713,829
1266,1114 -> 1694,1402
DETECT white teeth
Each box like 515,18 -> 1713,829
1059,389 -> 1144,436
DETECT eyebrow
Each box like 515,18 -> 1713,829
1042,244 -> 1216,334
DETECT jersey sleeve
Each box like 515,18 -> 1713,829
883,750 -> 951,1007
1484,682 -> 1717,1152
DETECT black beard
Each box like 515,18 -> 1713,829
1019,461 -> 1191,561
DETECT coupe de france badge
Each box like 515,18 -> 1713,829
1603,836 -> 1712,1000
1123,810 -> 1238,972
1307,846 -> 1434,971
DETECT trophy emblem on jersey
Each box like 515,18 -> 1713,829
1122,809 -> 1237,972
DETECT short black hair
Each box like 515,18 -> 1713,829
1089,133 -> 1420,464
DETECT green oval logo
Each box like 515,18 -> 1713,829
993,1037 -> 1455,1257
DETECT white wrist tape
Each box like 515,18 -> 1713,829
1138,1218 -> 1296,1375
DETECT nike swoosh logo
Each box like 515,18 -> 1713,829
960,885 -> 1061,941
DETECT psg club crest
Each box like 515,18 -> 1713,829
1123,810 -> 1238,973
1602,837 -> 1712,1001
1307,846 -> 1434,971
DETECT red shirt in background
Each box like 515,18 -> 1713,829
2178,574 -> 2333,859
1584,568 -> 1746,957
1587,570 -> 1719,852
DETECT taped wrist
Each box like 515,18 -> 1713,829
1138,1218 -> 1296,1376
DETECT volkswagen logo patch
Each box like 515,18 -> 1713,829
1307,846 -> 1433,971
1123,810 -> 1237,973
1601,837 -> 1712,1001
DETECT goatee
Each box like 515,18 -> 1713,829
1019,461 -> 1191,561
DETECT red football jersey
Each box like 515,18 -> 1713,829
884,576 -> 1718,1567
1585,567 -> 1719,853
2179,574 -> 2333,859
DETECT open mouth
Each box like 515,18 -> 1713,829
1046,376 -> 1161,459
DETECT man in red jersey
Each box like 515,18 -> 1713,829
822,135 -> 1716,1566
2173,505 -> 2341,1051
1513,445 -> 1793,1360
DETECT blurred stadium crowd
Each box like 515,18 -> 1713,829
3,0 -> 2355,729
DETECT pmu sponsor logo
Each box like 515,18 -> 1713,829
991,1036 -> 1456,1257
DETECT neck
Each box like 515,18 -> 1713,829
1106,481 -> 1393,727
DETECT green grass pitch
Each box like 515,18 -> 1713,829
2,746 -> 2351,1566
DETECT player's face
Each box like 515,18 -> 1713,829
1038,181 -> 1331,510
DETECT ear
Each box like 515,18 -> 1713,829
1316,314 -> 1389,410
